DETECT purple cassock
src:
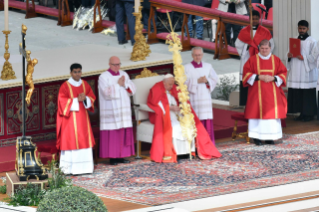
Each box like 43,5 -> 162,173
99,128 -> 135,158
191,61 -> 216,144
201,120 -> 215,145
99,68 -> 135,158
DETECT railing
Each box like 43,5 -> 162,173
148,0 -> 273,59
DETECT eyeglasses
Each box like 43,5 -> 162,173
111,63 -> 121,66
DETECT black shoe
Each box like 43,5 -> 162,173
303,116 -> 314,122
110,159 -> 118,165
197,37 -> 203,40
254,139 -> 263,146
117,158 -> 130,163
119,40 -> 128,45
265,140 -> 275,145
178,154 -> 195,160
294,115 -> 304,121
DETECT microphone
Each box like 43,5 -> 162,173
256,4 -> 268,13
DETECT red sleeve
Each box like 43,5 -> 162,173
147,84 -> 163,124
84,81 -> 96,112
58,82 -> 73,117
56,82 -> 73,150
242,57 -> 257,87
275,57 -> 288,87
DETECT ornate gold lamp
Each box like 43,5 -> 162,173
130,0 -> 151,61
1,30 -> 16,80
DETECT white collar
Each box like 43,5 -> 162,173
68,77 -> 82,87
258,53 -> 272,60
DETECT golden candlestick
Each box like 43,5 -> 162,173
130,4 -> 151,61
1,30 -> 16,80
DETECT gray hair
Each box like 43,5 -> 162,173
259,39 -> 271,48
192,47 -> 203,54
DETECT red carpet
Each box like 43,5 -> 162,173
213,108 -> 247,139
0,140 -> 56,173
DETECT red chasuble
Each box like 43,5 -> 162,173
147,81 -> 222,163
243,54 -> 287,119
237,25 -> 273,57
56,80 -> 96,151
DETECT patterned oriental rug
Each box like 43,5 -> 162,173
71,132 -> 319,206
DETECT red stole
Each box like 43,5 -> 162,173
56,80 -> 96,151
243,54 -> 287,119
147,81 -> 222,163
237,25 -> 273,57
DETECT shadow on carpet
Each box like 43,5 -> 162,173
70,132 -> 319,205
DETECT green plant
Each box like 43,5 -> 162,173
37,186 -> 108,212
216,75 -> 239,101
47,159 -> 72,191
0,179 -> 6,194
6,183 -> 46,206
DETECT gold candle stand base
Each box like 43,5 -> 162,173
1,30 -> 16,80
130,6 -> 151,62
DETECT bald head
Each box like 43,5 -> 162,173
109,56 -> 121,72
163,76 -> 175,91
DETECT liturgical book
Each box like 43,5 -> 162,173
289,38 -> 301,57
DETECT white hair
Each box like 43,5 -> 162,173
163,74 -> 174,81
192,47 -> 203,54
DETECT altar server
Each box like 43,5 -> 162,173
235,10 -> 274,106
243,40 -> 287,146
184,47 -> 219,144
98,56 -> 136,165
57,63 -> 96,175
147,74 -> 222,163
287,20 -> 317,122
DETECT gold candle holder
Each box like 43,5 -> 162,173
130,5 -> 151,62
1,30 -> 16,80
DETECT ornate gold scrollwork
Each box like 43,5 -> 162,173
135,68 -> 158,79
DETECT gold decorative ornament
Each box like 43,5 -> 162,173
135,67 -> 158,79
25,50 -> 38,105
22,24 -> 27,34
1,30 -> 17,80
130,2 -> 151,62
166,13 -> 197,159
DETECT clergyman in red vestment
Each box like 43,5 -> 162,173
57,63 -> 96,175
242,40 -> 287,146
235,10 -> 274,106
147,74 -> 222,163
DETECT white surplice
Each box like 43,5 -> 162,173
98,70 -> 136,130
235,30 -> 275,81
158,91 -> 195,155
185,62 -> 218,120
287,36 -> 317,89
311,40 -> 319,90
247,53 -> 283,140
59,77 -> 94,175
